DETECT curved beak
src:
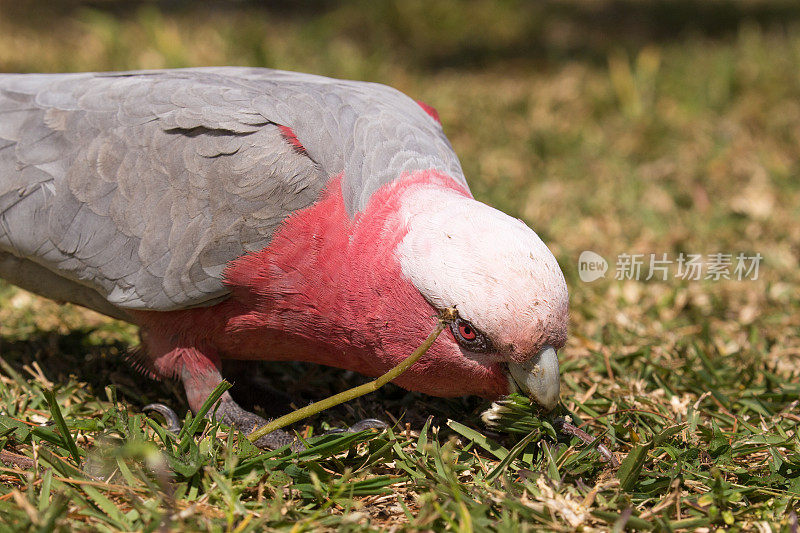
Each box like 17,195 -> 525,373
507,345 -> 560,412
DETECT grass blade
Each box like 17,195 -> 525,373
447,419 -> 510,461
486,430 -> 539,484
42,388 -> 82,465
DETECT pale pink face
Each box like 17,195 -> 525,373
384,183 -> 569,410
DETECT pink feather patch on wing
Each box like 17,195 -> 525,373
415,101 -> 441,124
277,125 -> 307,155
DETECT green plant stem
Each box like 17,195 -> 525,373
248,310 -> 454,444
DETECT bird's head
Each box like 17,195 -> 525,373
386,180 -> 568,411
327,171 -> 569,412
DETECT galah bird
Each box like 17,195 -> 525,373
0,68 -> 568,449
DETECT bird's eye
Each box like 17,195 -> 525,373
458,323 -> 476,340
450,318 -> 492,353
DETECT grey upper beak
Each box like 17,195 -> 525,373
508,345 -> 560,411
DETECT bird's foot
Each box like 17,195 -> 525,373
143,401 -> 387,451
322,418 -> 388,434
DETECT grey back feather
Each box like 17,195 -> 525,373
0,68 -> 467,315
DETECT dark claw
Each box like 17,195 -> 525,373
321,418 -> 389,436
143,401 -> 386,450
347,418 -> 389,433
143,403 -> 182,433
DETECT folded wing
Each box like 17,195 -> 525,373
0,68 -> 467,315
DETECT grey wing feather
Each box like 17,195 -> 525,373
0,68 -> 467,314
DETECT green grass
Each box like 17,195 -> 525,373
1,1 -> 800,530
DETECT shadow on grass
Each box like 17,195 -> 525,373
0,326 -> 490,435
0,328 -> 180,413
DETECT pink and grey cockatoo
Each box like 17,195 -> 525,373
0,68 -> 568,448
